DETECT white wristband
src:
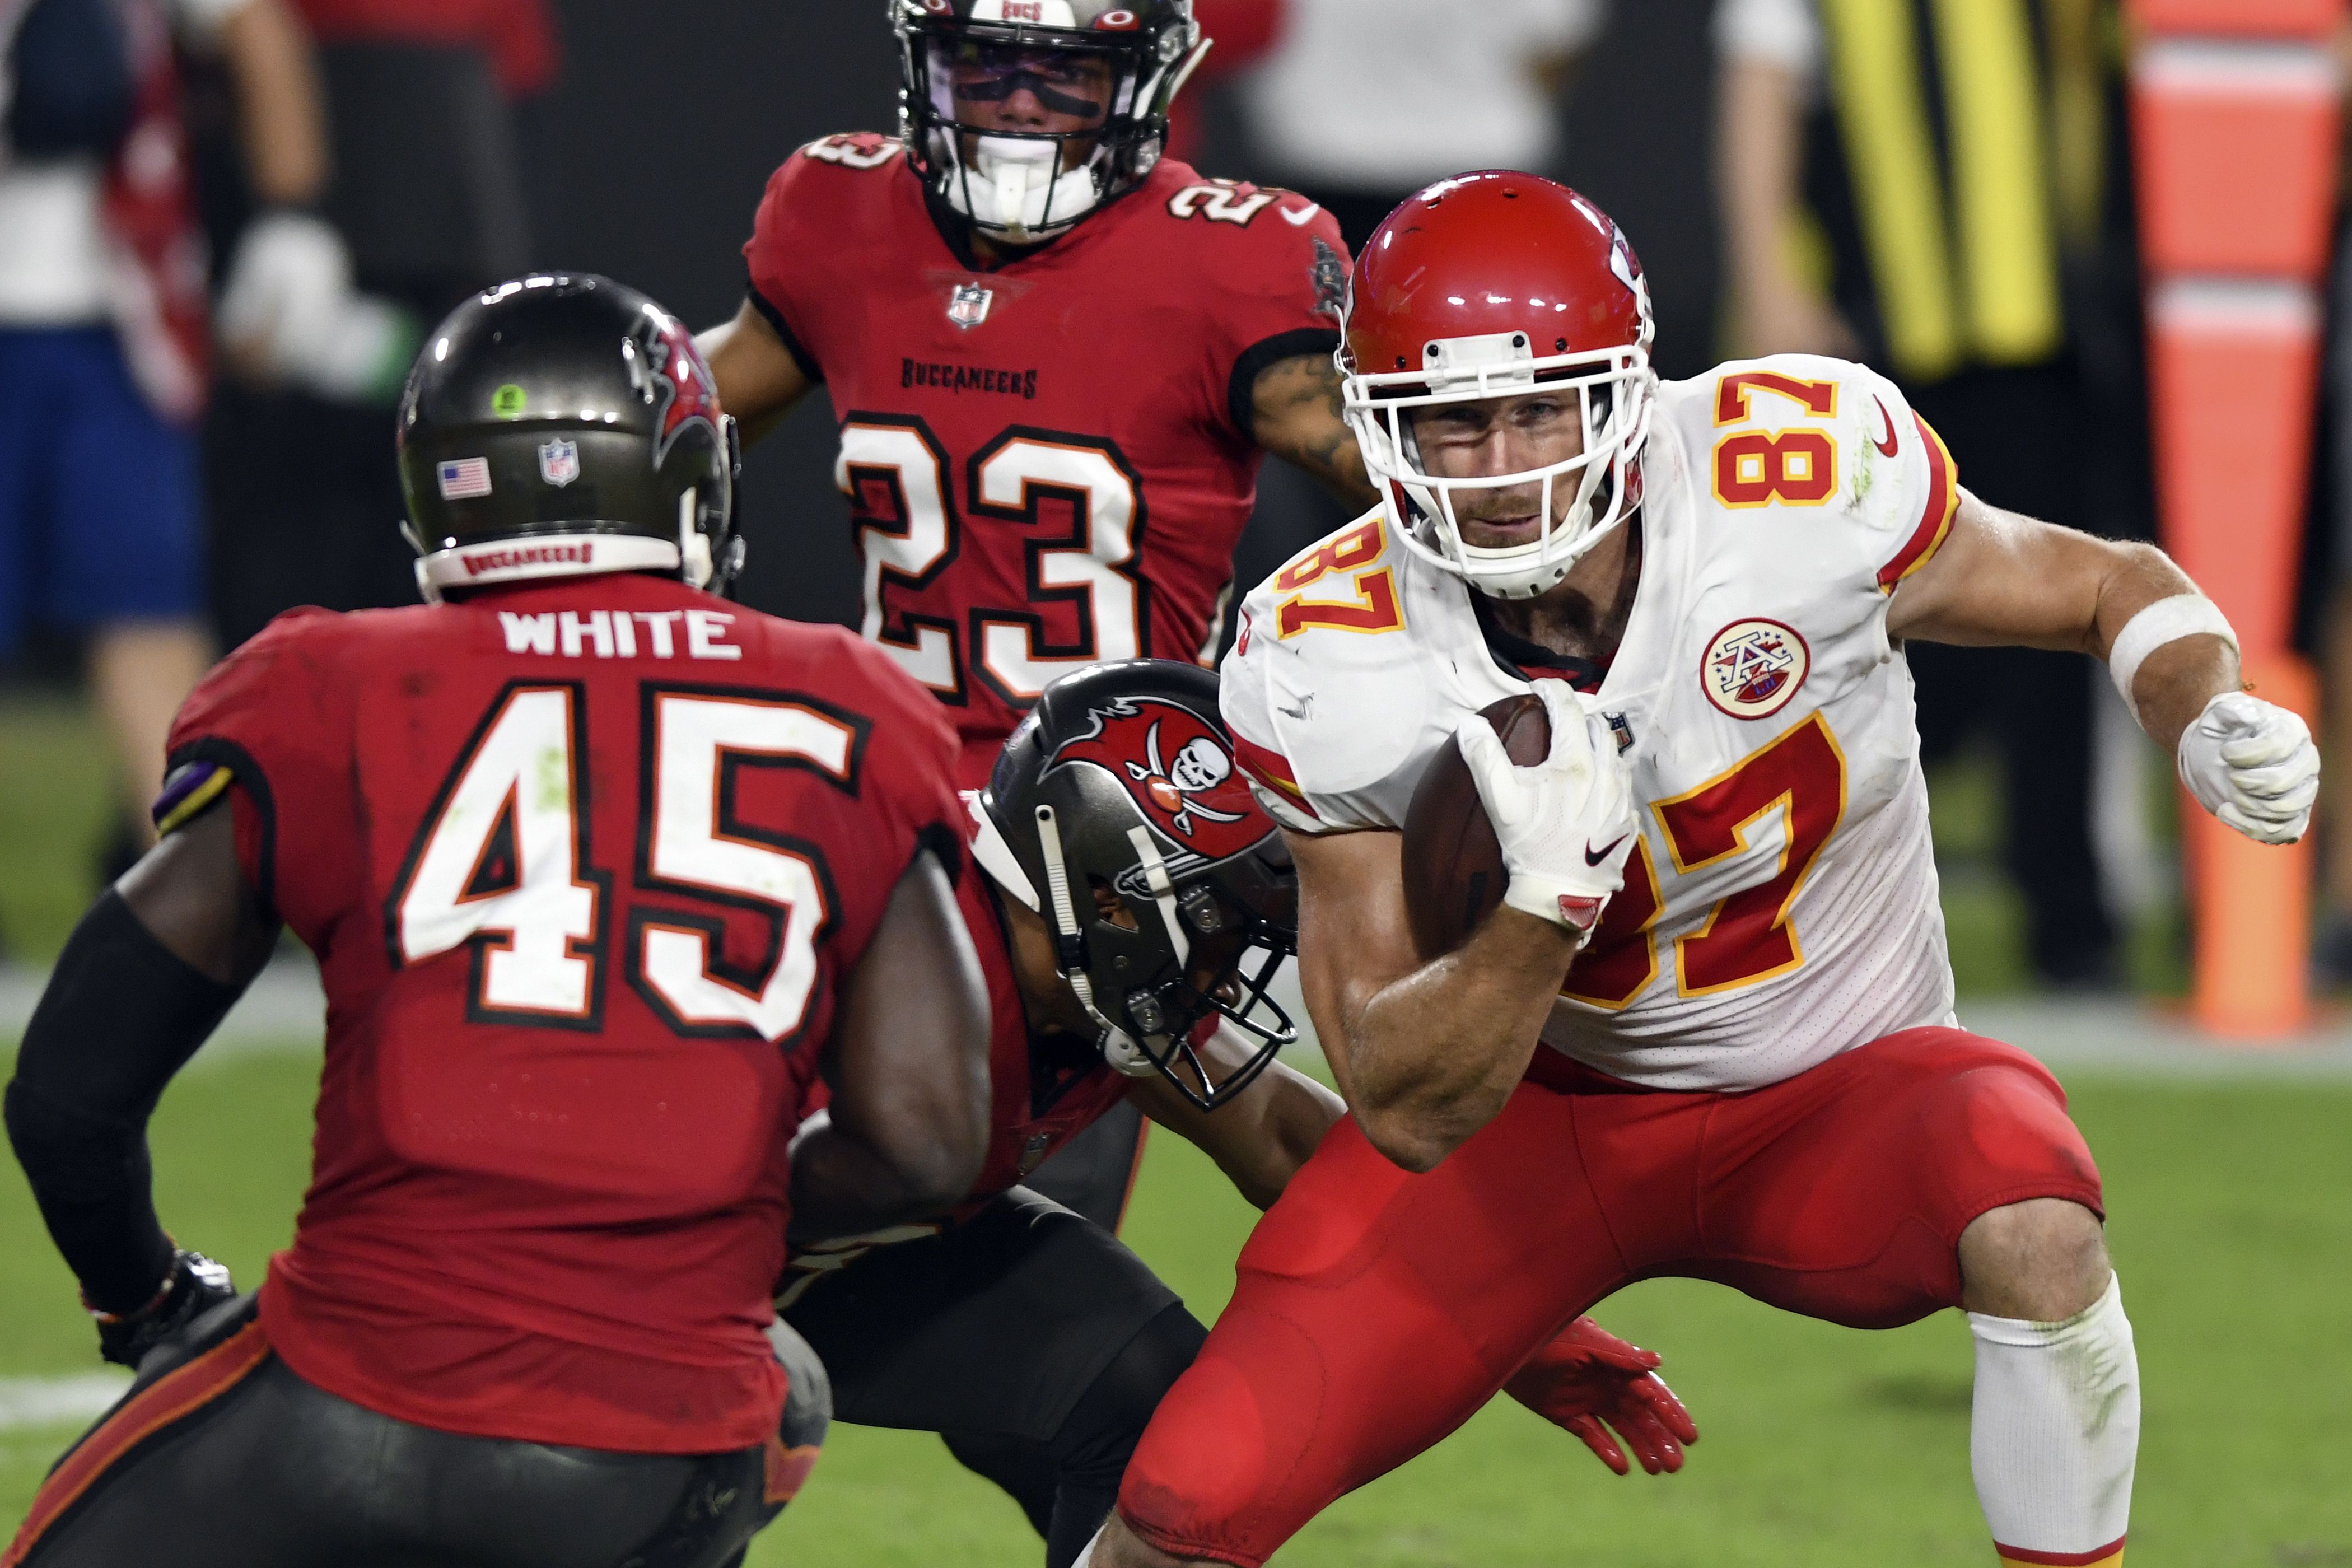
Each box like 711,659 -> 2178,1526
2107,594 -> 2237,726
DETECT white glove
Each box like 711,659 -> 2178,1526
1454,681 -> 1638,932
217,211 -> 352,377
2178,691 -> 2320,845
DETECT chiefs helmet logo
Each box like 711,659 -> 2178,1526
1049,698 -> 1269,860
629,307 -> 722,463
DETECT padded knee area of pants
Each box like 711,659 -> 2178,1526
1051,1303 -> 1207,1483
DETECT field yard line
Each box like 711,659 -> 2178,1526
0,1373 -> 128,1431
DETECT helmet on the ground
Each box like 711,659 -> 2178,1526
398,273 -> 744,603
976,659 -> 1296,1110
890,0 -> 1205,245
1342,172 -> 1656,600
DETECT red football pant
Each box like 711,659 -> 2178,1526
1117,1027 -> 2106,1567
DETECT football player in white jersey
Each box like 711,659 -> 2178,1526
1081,174 -> 2320,1568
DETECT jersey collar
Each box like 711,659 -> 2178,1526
1468,514 -> 1645,694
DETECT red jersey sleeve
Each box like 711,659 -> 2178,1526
1205,188 -> 1350,442
162,608 -> 360,936
742,133 -> 907,388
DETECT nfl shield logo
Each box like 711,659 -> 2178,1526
947,283 -> 993,330
538,437 -> 581,488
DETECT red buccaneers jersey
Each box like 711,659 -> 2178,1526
954,855 -> 1128,1219
744,134 -> 1350,787
164,574 -> 963,1454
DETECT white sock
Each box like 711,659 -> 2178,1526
1070,1527 -> 1104,1568
1968,1273 -> 2138,1564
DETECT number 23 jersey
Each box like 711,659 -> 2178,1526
744,134 -> 1349,780
1221,356 -> 1964,1092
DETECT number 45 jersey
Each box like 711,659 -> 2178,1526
744,134 -> 1349,784
162,575 -> 963,1454
1222,356 -> 1964,1093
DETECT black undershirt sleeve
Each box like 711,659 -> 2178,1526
4,890 -> 243,1313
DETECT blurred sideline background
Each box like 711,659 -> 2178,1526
2,1 -> 2349,1561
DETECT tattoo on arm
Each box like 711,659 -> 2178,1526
1253,353 -> 1378,510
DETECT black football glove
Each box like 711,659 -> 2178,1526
90,1250 -> 235,1369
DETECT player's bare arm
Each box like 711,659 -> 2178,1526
1286,825 -> 1580,1173
791,849 -> 992,1241
1123,1040 -> 1343,1211
700,301 -> 815,448
1249,351 -> 1380,513
1889,489 -> 2318,843
116,796 -> 280,987
1887,492 -> 2232,745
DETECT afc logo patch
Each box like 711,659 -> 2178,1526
1049,697 -> 1267,860
1700,618 -> 1809,720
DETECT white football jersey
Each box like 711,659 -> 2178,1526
1222,354 -> 1962,1091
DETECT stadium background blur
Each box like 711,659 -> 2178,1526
1,2 -> 2345,1561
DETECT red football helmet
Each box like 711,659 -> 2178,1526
1341,172 -> 1656,599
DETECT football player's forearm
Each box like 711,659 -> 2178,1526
2088,544 -> 2242,751
799,852 -> 991,1237
1141,1062 -> 1345,1210
6,890 -> 245,1312
1347,909 -> 1579,1172
788,1124 -> 968,1240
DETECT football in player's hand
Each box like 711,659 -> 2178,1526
1402,694 -> 1549,959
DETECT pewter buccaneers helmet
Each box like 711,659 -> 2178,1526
892,0 -> 1206,244
1342,172 -> 1658,600
977,660 -> 1297,1111
398,273 -> 744,603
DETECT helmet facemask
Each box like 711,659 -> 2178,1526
1343,329 -> 1656,601
897,10 -> 1205,245
1024,801 -> 1296,1113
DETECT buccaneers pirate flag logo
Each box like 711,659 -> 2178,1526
1049,698 -> 1269,861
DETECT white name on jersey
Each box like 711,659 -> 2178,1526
499,610 -> 744,662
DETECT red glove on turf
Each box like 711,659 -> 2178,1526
1504,1316 -> 1698,1476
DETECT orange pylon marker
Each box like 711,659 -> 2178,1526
2130,0 -> 2342,1038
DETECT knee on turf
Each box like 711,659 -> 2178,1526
1958,1197 -> 2112,1321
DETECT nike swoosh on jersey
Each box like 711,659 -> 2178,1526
1585,834 -> 1630,866
1870,396 -> 1900,458
1280,202 -> 1322,227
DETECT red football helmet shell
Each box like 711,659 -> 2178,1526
1345,172 -> 1651,380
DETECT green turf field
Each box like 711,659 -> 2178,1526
1,1044 -> 2344,1564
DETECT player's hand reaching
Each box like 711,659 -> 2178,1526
1454,682 -> 1637,934
2178,692 -> 2320,844
1504,1316 -> 1698,1477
